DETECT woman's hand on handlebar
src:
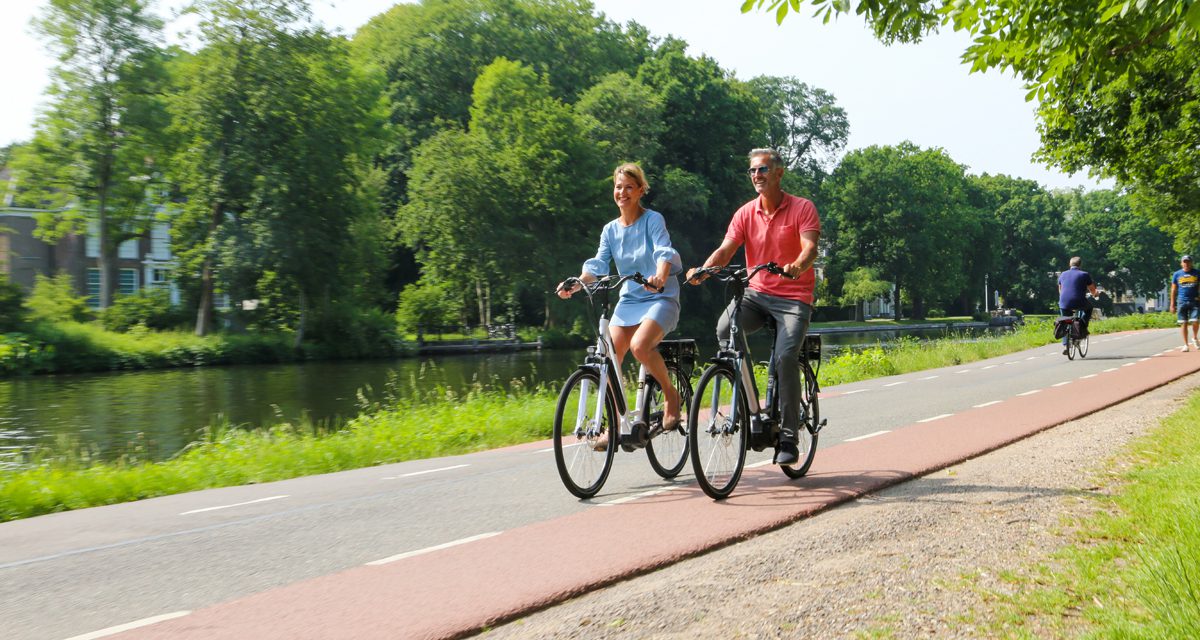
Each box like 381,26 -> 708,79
556,277 -> 582,299
642,273 -> 666,293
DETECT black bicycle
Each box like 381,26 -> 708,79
687,263 -> 825,499
1054,308 -> 1090,360
553,273 -> 696,499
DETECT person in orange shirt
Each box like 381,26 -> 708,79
688,148 -> 821,465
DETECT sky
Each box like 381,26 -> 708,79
0,0 -> 1111,191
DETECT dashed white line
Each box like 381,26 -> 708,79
973,400 -> 1002,408
1004,361 -> 1020,365
1017,389 -> 1042,396
884,381 -> 908,387
1140,358 -> 1151,362
842,389 -> 869,395
955,369 -> 971,374
64,611 -> 191,640
1122,363 -> 1136,367
1080,374 -> 1098,379
598,485 -> 681,506
1052,381 -> 1072,387
1025,356 -> 1037,361
382,464 -> 470,479
1103,367 -> 1119,373
179,495 -> 288,516
367,532 -> 502,565
920,375 -> 940,380
745,460 -> 774,469
845,430 -> 890,442
982,365 -> 998,370
918,414 -> 953,423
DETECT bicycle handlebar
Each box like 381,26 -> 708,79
687,262 -> 794,284
555,272 -> 663,297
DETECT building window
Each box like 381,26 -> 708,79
151,224 -> 170,260
87,268 -> 139,307
150,267 -> 171,289
85,221 -> 140,259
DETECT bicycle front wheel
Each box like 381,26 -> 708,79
782,362 -> 820,479
645,364 -> 693,479
1077,333 -> 1089,358
553,368 -> 616,499
688,364 -> 747,500
1066,338 -> 1076,360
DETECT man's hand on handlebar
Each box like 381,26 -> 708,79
556,278 -> 582,299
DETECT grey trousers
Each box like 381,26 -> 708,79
716,288 -> 813,444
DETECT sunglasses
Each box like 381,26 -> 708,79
746,165 -> 771,176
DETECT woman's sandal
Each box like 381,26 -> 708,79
590,431 -> 609,452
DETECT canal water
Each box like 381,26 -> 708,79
0,326 -> 1003,466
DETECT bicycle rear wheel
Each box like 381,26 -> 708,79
1066,338 -> 1076,360
553,368 -> 616,499
645,364 -> 693,479
688,364 -> 747,500
782,362 -> 820,479
1077,333 -> 1089,358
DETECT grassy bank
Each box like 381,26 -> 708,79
0,312 -> 1177,523
976,390 -> 1200,637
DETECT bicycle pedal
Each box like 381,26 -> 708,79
813,419 -> 827,434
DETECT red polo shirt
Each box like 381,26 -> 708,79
724,192 -> 821,303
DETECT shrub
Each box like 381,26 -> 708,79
395,281 -> 459,333
306,305 -> 399,358
24,273 -> 91,323
99,288 -> 186,332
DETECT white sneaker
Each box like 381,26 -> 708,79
1192,339 -> 1200,350
1184,345 -> 1191,352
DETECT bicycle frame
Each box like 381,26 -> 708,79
583,313 -> 651,441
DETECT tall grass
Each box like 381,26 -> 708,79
0,312 -> 1177,522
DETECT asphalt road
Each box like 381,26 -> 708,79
2,328 -> 1194,640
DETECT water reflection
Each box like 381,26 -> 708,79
0,325 -> 1004,465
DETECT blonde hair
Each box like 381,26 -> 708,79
613,162 -> 650,194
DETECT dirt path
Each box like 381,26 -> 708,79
473,372 -> 1200,639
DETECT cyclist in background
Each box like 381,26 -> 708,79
687,148 -> 821,466
1057,256 -> 1098,356
1169,254 -> 1199,352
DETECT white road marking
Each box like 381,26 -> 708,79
973,400 -> 1002,408
845,430 -> 890,442
1140,358 -> 1151,362
1080,374 -> 1098,379
918,414 -> 953,423
919,375 -> 939,380
1103,367 -> 1119,373
366,532 -> 502,565
382,464 -> 470,479
1122,363 -> 1136,367
1017,389 -> 1042,396
1004,361 -> 1019,365
179,495 -> 288,516
598,485 -> 680,506
842,389 -> 869,395
884,381 -> 908,387
955,369 -> 970,374
1052,381 -> 1072,387
63,611 -> 191,640
982,365 -> 998,370
1025,356 -> 1037,361
745,460 -> 774,469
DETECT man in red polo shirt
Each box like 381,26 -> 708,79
688,148 -> 821,465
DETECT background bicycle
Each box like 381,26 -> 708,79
1054,309 -> 1090,360
687,263 -> 824,500
552,273 -> 695,499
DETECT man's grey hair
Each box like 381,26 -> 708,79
749,148 -> 784,170
1069,256 -> 1082,267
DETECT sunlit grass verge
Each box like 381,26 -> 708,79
0,384 -> 557,523
0,312 -> 1177,522
970,390 -> 1200,638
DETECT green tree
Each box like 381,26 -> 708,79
742,0 -> 1200,244
575,71 -> 665,167
968,174 -> 1065,312
746,75 -> 849,185
168,0 -> 383,339
10,0 -> 168,309
1061,189 -> 1176,298
0,275 -> 25,332
24,273 -> 92,323
839,266 -> 893,321
823,142 -> 976,320
399,58 -> 605,326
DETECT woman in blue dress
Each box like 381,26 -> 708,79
558,163 -> 683,449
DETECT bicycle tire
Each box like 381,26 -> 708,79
645,364 -> 693,479
1066,337 -> 1076,360
781,361 -> 820,479
553,368 -> 617,499
688,364 -> 747,500
1077,333 -> 1089,358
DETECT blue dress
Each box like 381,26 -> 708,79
584,209 -> 682,334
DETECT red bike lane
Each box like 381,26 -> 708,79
116,345 -> 1200,640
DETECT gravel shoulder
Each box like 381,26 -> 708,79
473,372 -> 1200,639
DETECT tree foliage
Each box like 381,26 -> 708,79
1060,188 -> 1177,298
